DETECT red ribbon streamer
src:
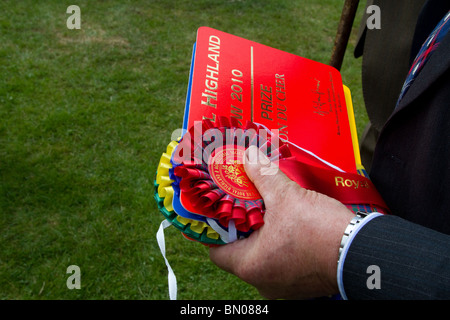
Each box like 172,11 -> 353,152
279,158 -> 390,213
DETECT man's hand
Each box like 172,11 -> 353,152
209,145 -> 355,299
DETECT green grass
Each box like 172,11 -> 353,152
0,0 -> 366,299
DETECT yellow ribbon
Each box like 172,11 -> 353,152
156,140 -> 220,241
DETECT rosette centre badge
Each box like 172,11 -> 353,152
208,145 -> 260,200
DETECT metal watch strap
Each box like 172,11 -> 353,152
338,211 -> 369,265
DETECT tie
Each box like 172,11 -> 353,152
396,10 -> 450,107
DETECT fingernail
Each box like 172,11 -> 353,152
246,145 -> 259,163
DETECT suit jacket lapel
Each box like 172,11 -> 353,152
394,31 -> 450,113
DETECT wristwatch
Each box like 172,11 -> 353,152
338,211 -> 369,265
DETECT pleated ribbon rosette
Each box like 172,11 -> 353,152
155,116 -> 292,246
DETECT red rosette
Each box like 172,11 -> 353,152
172,116 -> 291,233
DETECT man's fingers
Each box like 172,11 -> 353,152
209,235 -> 254,276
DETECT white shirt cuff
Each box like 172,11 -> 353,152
337,212 -> 383,300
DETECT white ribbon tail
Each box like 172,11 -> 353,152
156,219 -> 177,300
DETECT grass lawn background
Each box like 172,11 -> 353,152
0,0 -> 366,299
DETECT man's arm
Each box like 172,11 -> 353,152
342,214 -> 450,299
209,145 -> 450,299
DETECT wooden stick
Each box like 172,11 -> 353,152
330,0 -> 360,70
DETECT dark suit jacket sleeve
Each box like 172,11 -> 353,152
342,215 -> 450,299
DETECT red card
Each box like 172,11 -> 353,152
184,27 -> 358,174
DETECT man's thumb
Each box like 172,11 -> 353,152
243,145 -> 292,201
